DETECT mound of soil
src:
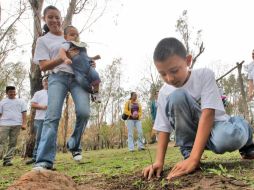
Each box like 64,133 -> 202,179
8,170 -> 79,190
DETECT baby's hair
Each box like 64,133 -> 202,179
153,37 -> 187,62
6,86 -> 15,93
64,25 -> 77,35
42,5 -> 60,35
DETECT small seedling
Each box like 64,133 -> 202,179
207,164 -> 234,178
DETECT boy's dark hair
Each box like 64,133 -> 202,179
64,25 -> 76,35
6,86 -> 15,93
42,5 -> 60,35
153,37 -> 187,62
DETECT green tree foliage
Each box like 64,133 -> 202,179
0,62 -> 27,99
219,73 -> 248,116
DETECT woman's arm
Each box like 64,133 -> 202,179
124,101 -> 131,116
138,103 -> 142,119
39,58 -> 63,72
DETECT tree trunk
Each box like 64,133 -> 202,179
25,0 -> 44,157
62,0 -> 77,28
23,108 -> 36,157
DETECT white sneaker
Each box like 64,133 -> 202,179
91,93 -> 101,103
32,166 -> 48,171
72,152 -> 82,162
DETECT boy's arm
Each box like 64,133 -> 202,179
31,102 -> 47,110
143,131 -> 170,179
21,111 -> 27,130
248,80 -> 254,100
155,131 -> 170,165
167,108 -> 215,180
190,108 -> 214,160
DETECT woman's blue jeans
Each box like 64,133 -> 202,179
166,89 -> 253,159
35,71 -> 90,168
126,120 -> 144,151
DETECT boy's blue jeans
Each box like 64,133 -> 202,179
35,72 -> 90,169
71,51 -> 101,93
32,119 -> 44,161
126,120 -> 144,151
166,89 -> 253,159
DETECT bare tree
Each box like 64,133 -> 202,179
176,10 -> 205,68
0,1 -> 26,66
0,62 -> 27,99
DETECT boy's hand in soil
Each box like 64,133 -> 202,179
143,162 -> 163,180
167,157 -> 199,180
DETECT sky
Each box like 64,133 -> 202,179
3,0 -> 254,91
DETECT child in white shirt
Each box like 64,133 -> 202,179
143,37 -> 254,180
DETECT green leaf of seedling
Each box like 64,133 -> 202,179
219,164 -> 227,173
207,168 -> 222,176
160,178 -> 168,188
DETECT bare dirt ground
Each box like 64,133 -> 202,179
92,170 -> 252,190
7,142 -> 254,190
7,165 -> 253,190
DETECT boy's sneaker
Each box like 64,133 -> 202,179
91,93 -> 101,103
239,143 -> 254,159
25,159 -> 36,165
3,161 -> 13,166
72,151 -> 82,162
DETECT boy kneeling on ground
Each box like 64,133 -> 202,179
143,37 -> 254,180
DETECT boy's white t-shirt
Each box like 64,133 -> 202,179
0,98 -> 27,126
33,32 -> 74,74
31,89 -> 48,120
154,68 -> 229,133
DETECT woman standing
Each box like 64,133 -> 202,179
124,92 -> 145,151
33,5 -> 90,170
